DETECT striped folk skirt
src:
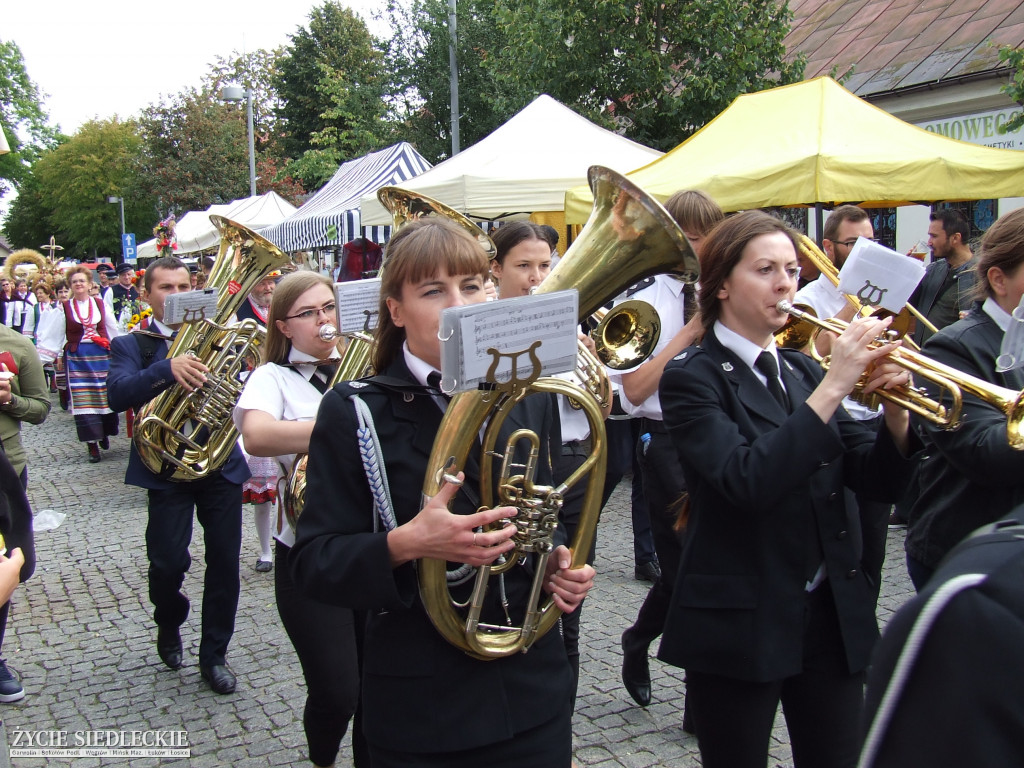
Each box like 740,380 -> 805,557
66,341 -> 119,443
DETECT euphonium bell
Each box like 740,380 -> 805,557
377,186 -> 496,259
417,166 -> 699,659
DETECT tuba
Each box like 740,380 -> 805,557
418,166 -> 697,659
133,216 -> 291,481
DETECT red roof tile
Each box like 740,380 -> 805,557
787,0 -> 1024,95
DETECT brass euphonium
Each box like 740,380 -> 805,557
777,299 -> 1024,445
418,166 -> 697,659
133,216 -> 291,480
377,186 -> 497,259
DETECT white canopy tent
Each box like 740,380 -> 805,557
358,95 -> 662,225
137,191 -> 297,258
260,142 -> 432,252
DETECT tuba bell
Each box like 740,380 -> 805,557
418,166 -> 697,659
133,216 -> 292,481
377,186 -> 497,260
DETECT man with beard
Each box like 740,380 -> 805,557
110,263 -> 140,320
910,209 -> 978,347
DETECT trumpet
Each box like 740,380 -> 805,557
776,300 -> 1024,446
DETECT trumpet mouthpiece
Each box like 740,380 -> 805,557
776,300 -> 794,313
319,324 -> 340,341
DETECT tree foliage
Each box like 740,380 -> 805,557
487,0 -> 806,152
381,0 -> 510,163
998,45 -> 1024,134
274,1 -> 394,189
0,39 -> 61,198
27,118 -> 151,259
137,88 -> 249,217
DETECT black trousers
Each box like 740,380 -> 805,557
686,581 -> 865,768
554,439 -> 599,710
628,422 -> 686,645
0,466 -> 28,655
146,473 -> 242,667
276,540 -> 367,767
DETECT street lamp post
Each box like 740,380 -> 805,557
221,85 -> 257,196
107,195 -> 125,265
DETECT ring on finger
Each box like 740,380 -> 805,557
473,532 -> 478,547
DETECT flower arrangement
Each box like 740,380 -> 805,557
153,216 -> 178,257
125,306 -> 153,332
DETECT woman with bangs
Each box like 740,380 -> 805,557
290,217 -> 595,768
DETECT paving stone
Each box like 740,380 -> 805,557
0,395 -> 918,766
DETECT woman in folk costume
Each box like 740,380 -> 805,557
37,266 -> 120,463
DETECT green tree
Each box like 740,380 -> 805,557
998,45 -> 1024,135
488,0 -> 806,151
275,1 -> 394,188
0,39 -> 61,198
202,48 -> 286,159
137,88 -> 248,216
381,0 -> 511,163
30,118 -> 151,259
1,171 -> 52,250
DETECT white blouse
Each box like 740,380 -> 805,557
36,298 -> 120,363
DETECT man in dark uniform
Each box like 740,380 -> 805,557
234,274 -> 275,326
107,256 -> 249,695
110,263 -> 140,320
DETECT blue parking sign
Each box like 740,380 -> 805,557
122,233 -> 137,264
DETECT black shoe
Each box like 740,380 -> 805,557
255,558 -> 273,573
87,443 -> 101,463
634,560 -> 661,583
156,627 -> 182,670
200,664 -> 236,695
621,628 -> 652,706
888,510 -> 907,529
0,659 -> 25,703
99,437 -> 110,450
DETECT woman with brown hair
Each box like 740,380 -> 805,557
290,217 -> 594,768
906,206 -> 1024,591
234,271 -> 363,767
37,266 -> 120,462
657,210 -> 918,768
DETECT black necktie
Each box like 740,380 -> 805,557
755,351 -> 790,412
309,366 -> 333,395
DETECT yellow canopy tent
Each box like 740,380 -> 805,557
564,76 -> 1024,223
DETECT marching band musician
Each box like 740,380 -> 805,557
656,211 -> 919,768
618,189 -> 722,715
290,218 -> 595,768
905,207 -> 1024,591
107,256 -> 249,696
233,272 -> 366,768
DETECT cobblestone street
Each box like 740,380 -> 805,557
0,396 -> 917,766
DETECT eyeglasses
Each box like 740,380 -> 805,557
832,237 -> 880,248
285,302 -> 337,321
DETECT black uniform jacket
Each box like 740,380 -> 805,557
290,356 -> 572,754
863,512 -> 1024,768
656,330 -> 918,682
907,307 -> 1024,571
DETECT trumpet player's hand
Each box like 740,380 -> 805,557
544,545 -> 595,613
170,356 -> 209,392
387,472 -> 517,567
864,359 -> 914,454
808,315 -> 898,423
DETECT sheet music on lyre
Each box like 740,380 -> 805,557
334,277 -> 381,333
164,289 -> 220,326
837,237 -> 925,315
439,290 -> 579,394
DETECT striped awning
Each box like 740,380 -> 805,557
260,142 -> 432,252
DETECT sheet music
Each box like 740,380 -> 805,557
837,237 -> 925,315
163,289 -> 220,326
439,290 -> 579,393
334,277 -> 381,333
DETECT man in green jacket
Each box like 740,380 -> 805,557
0,322 -> 49,702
